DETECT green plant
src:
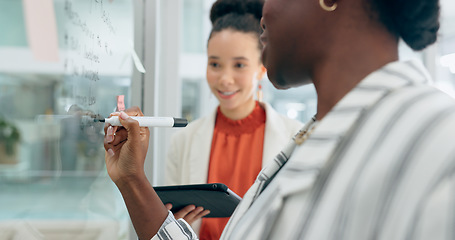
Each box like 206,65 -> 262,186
0,116 -> 20,155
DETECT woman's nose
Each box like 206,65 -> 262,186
219,70 -> 234,86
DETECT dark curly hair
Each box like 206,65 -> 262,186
369,0 -> 440,51
208,0 -> 264,50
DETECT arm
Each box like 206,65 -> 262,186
103,108 -> 171,239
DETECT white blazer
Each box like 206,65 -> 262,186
165,102 -> 303,186
164,102 -> 303,233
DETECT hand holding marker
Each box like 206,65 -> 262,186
96,116 -> 188,128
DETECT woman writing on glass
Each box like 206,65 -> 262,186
104,0 -> 455,239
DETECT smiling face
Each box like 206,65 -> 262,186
207,29 -> 265,119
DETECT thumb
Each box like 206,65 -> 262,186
118,112 -> 141,138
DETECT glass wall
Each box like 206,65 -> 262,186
0,0 -> 134,239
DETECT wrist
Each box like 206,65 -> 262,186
114,172 -> 149,190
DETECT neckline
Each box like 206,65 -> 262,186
215,101 -> 266,135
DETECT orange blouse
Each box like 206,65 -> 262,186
199,101 -> 266,240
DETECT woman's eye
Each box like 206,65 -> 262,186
209,62 -> 219,68
235,63 -> 246,68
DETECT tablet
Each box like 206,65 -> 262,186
154,183 -> 242,218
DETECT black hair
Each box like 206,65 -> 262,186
208,0 -> 264,50
369,0 -> 440,51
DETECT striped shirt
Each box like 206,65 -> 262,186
153,60 -> 455,240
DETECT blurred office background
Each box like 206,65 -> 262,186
0,0 -> 453,239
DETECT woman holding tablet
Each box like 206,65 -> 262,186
104,0 -> 451,239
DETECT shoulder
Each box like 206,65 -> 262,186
390,83 -> 455,113
359,84 -> 455,155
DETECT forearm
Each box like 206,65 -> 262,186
115,174 -> 169,240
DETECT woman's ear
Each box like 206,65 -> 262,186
257,65 -> 267,80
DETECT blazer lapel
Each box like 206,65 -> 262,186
188,108 -> 217,184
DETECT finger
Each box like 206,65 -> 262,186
104,125 -> 115,153
124,106 -> 144,117
165,203 -> 173,210
104,108 -> 140,134
103,111 -> 121,149
185,209 -> 211,224
183,207 -> 208,224
111,128 -> 128,146
105,126 -> 115,143
118,112 -> 141,140
173,205 -> 196,219
184,206 -> 205,220
195,209 -> 211,219
103,126 -> 127,149
104,139 -> 115,158
104,112 -> 121,133
104,126 -> 124,155
104,122 -> 118,134
109,111 -> 121,117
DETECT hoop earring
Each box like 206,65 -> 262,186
256,81 -> 263,102
319,0 -> 337,11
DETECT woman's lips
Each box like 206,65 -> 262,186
218,90 -> 238,99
